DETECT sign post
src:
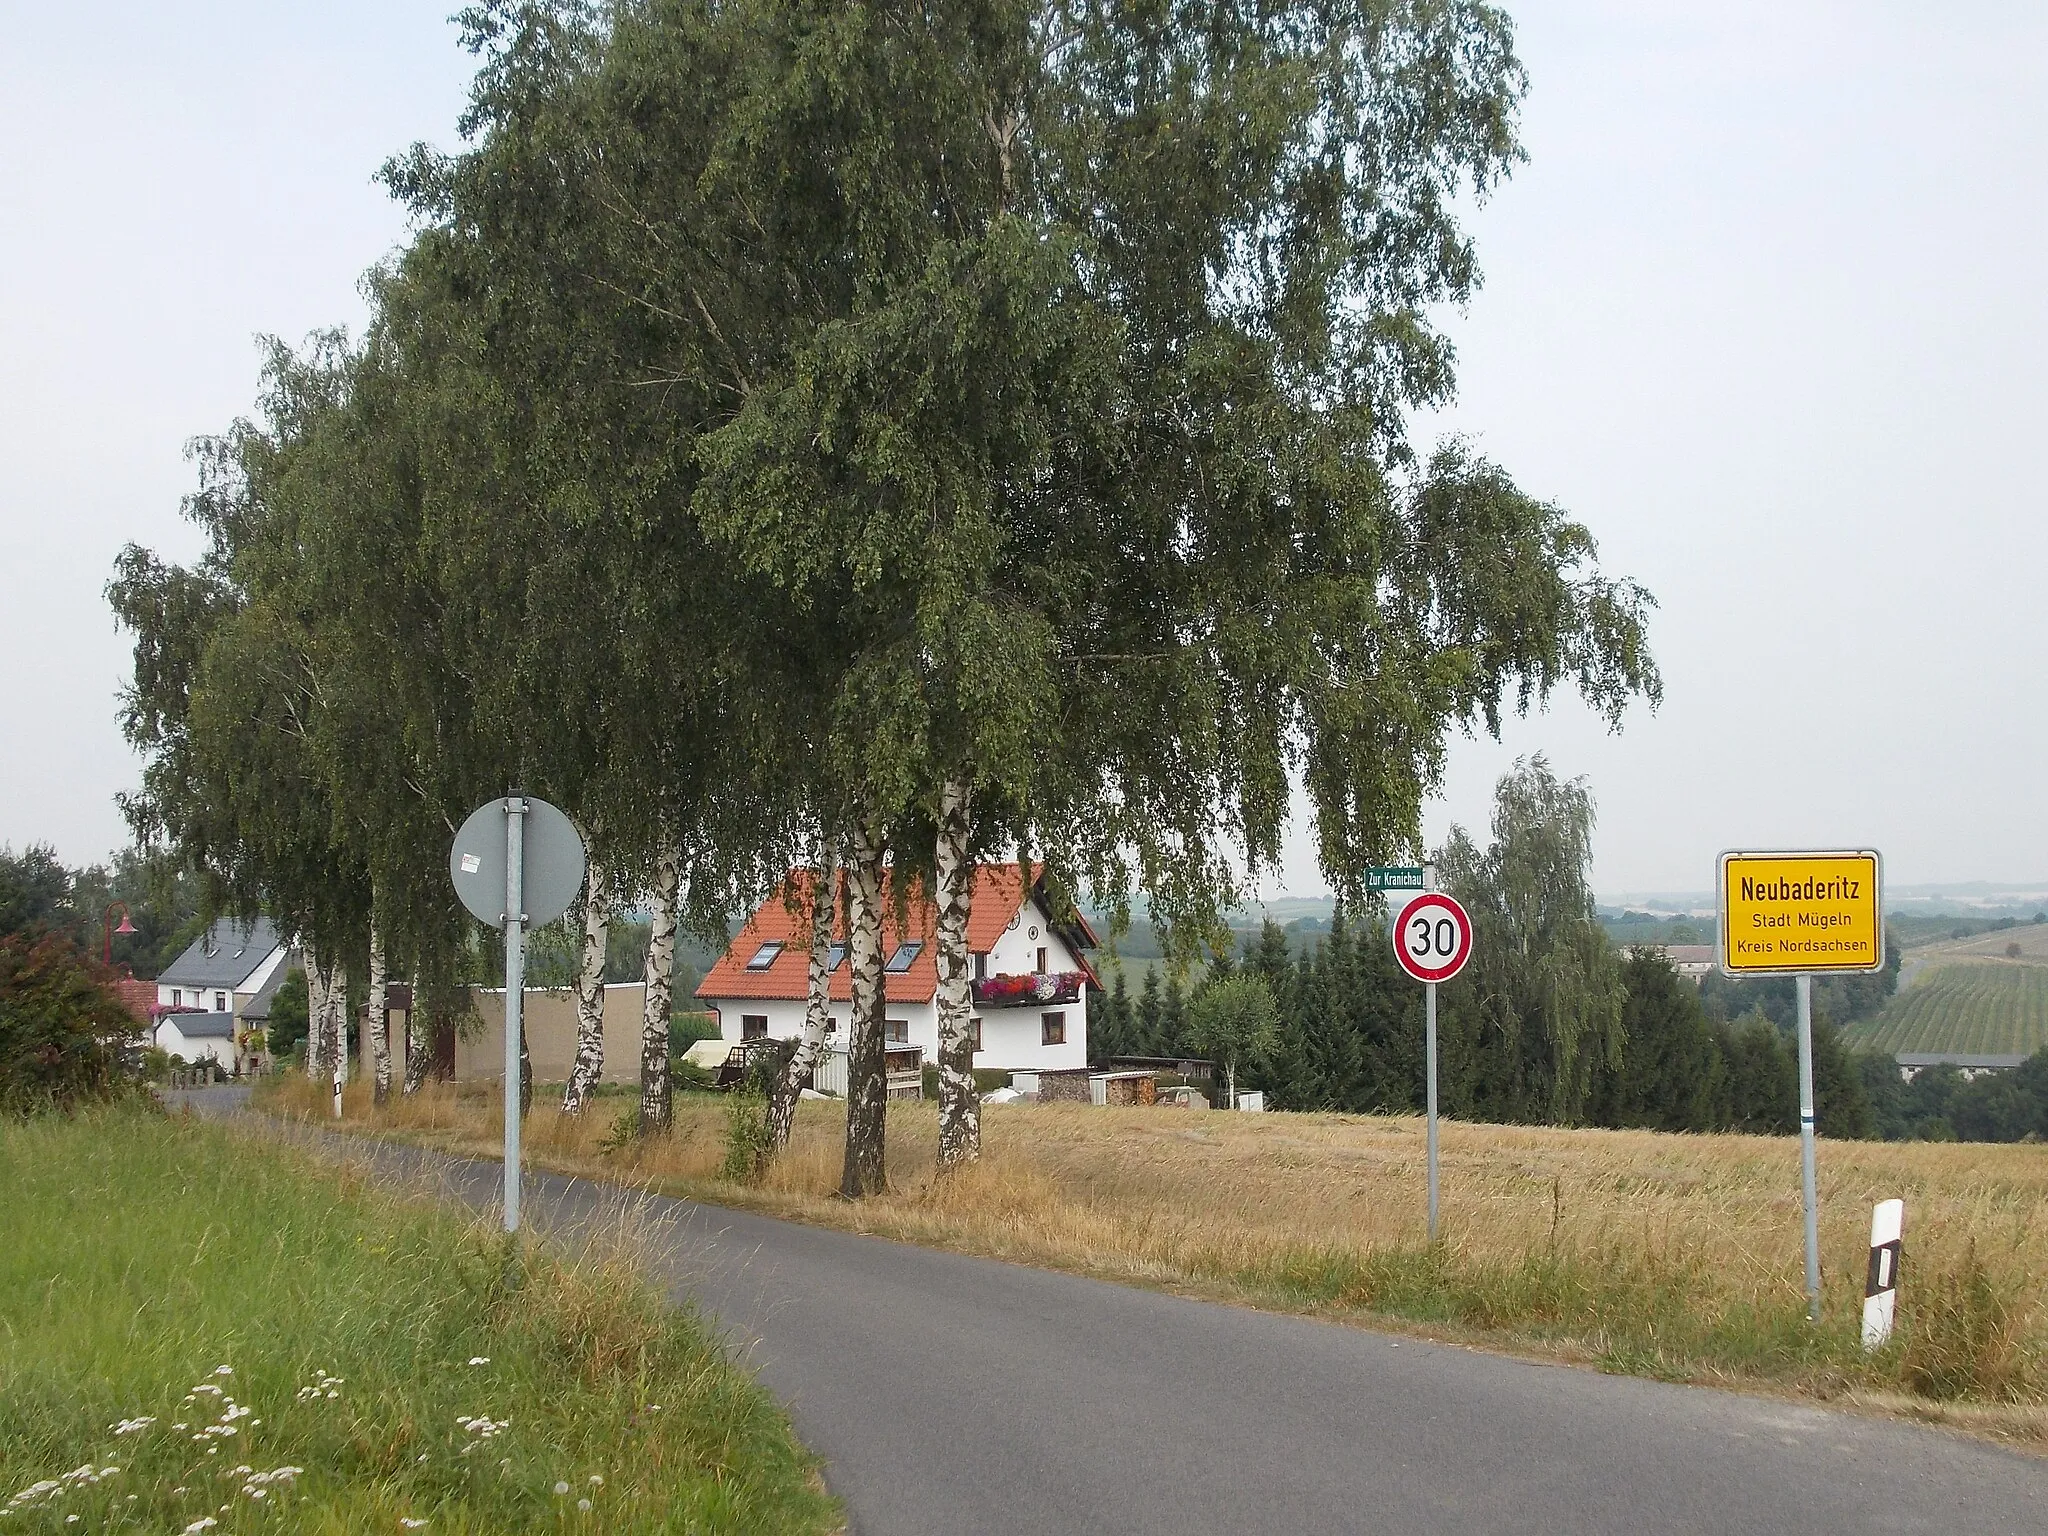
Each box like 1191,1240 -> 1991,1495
451,796 -> 586,1234
1719,849 -> 1883,1321
1391,871 -> 1472,1243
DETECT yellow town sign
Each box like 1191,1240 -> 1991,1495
1718,850 -> 1884,976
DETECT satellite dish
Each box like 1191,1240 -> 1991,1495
449,797 -> 586,930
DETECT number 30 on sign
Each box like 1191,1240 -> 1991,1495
1393,892 -> 1473,983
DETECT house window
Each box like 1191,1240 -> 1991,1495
826,1015 -> 839,1036
973,951 -> 988,981
741,1015 -> 769,1040
1042,1011 -> 1066,1046
826,943 -> 846,973
746,942 -> 784,971
171,989 -> 183,1007
970,1017 -> 983,1052
1036,947 -> 1048,973
885,1018 -> 909,1043
885,942 -> 923,973
216,991 -> 228,1013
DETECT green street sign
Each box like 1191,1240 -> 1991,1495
1366,866 -> 1425,891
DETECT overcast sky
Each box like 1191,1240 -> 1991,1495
3,2 -> 2044,899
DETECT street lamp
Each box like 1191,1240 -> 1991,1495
102,902 -> 137,968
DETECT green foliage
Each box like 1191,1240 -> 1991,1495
1436,757 -> 1623,1123
0,935 -> 144,1116
267,967 -> 309,1062
0,1110 -> 837,1531
1859,1048 -> 2048,1144
1185,973 -> 1280,1102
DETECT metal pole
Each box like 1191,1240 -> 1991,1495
503,797 -> 527,1234
1796,972 -> 1820,1321
1425,979 -> 1440,1243
1423,861 -> 1439,1243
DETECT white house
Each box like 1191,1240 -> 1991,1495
155,918 -> 291,1073
155,1011 -> 236,1068
696,864 -> 1098,1078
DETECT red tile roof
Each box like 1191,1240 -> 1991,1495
696,864 -> 1097,1005
112,976 -> 157,1027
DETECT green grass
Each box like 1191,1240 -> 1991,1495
1847,962 -> 2048,1056
0,1107 -> 837,1534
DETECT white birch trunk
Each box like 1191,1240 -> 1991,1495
934,779 -> 980,1167
367,925 -> 391,1108
769,848 -> 839,1154
562,855 -> 611,1115
840,815 -> 888,1197
303,943 -> 330,1083
640,846 -> 680,1133
402,971 -> 427,1094
325,962 -> 349,1119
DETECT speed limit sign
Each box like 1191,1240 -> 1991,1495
1393,892 -> 1472,983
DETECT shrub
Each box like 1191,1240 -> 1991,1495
0,934 -> 143,1114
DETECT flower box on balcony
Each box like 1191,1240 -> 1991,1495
971,971 -> 1085,1008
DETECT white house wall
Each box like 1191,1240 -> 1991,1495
155,1022 -> 232,1067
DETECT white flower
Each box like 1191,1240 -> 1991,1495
401,1520 -> 429,1530
468,1357 -> 490,1366
553,1481 -> 570,1496
214,1366 -> 233,1377
588,1474 -> 603,1486
577,1498 -> 592,1512
182,1520 -> 218,1534
112,1417 -> 156,1436
66,1516 -> 79,1525
249,1488 -> 267,1500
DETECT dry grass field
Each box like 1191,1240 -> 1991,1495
255,1078 -> 2048,1442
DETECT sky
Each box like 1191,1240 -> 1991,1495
2,2 -> 2044,901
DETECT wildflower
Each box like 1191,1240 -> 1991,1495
577,1498 -> 592,1512
214,1366 -> 233,1377
112,1417 -> 156,1436
67,1516 -> 80,1525
182,1520 -> 218,1534
173,1423 -> 188,1431
468,1357 -> 490,1366
553,1481 -> 570,1496
589,1474 -> 603,1486
250,1489 -> 268,1500
401,1520 -> 429,1530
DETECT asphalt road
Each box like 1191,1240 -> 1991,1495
181,1092 -> 2046,1534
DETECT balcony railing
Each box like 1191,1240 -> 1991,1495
970,970 -> 1086,1008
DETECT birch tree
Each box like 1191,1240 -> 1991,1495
639,845 -> 680,1133
561,854 -> 610,1114
366,921 -> 391,1106
839,814 -> 890,1197
767,844 -> 838,1156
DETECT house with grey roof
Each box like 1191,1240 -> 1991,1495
155,919 -> 291,1072
154,1011 -> 237,1070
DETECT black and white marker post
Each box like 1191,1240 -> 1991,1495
1863,1198 -> 1904,1350
1389,867 -> 1473,1243
450,796 -> 585,1235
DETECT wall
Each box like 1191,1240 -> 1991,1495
456,983 -> 650,1085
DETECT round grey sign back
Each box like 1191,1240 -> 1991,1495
449,796 -> 587,930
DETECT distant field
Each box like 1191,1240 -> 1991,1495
1847,960 -> 2048,1056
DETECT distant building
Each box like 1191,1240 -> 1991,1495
155,1011 -> 236,1069
696,863 -> 1099,1078
1895,1051 -> 2027,1082
1630,943 -> 1717,982
155,919 -> 291,1073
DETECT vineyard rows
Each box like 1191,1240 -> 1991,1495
1848,960 -> 2048,1055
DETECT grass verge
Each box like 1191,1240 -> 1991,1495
258,1076 -> 2048,1447
0,1105 -> 838,1533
